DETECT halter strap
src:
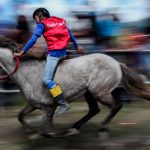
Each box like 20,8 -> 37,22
0,57 -> 20,80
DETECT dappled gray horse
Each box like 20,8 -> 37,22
0,37 -> 150,137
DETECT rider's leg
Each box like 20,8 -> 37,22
43,55 -> 70,115
49,84 -> 70,116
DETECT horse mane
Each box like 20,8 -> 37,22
0,36 -> 20,53
0,36 -> 47,60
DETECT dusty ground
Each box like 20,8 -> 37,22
0,100 -> 150,150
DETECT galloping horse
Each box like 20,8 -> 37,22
0,36 -> 150,137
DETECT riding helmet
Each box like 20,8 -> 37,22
33,8 -> 50,19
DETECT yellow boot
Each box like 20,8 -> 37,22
49,84 -> 70,116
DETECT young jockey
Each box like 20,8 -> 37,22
14,8 -> 84,115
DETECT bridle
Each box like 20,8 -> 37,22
0,57 -> 20,80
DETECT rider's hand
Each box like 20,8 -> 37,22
14,50 -> 24,58
77,46 -> 85,54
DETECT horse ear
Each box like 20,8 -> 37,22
9,42 -> 20,53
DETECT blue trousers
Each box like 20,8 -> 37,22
43,55 -> 59,89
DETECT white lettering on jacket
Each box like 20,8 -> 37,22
46,21 -> 65,28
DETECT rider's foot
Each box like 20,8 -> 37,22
55,103 -> 70,116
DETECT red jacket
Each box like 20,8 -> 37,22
41,16 -> 70,51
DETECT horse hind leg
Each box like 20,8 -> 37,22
97,93 -> 123,135
68,91 -> 100,134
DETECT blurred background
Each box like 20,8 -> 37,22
0,0 -> 150,149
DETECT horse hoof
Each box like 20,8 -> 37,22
65,128 -> 80,137
28,133 -> 42,140
97,131 -> 109,141
48,128 -> 80,138
41,132 -> 56,138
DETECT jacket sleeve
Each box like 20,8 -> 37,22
23,23 -> 44,53
68,29 -> 78,49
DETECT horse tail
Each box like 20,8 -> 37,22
120,63 -> 150,101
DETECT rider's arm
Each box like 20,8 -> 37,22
68,29 -> 84,54
68,29 -> 78,49
22,23 -> 45,53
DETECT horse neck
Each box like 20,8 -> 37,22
0,48 -> 15,73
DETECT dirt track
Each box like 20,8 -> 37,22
0,101 -> 150,150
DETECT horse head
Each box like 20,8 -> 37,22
0,36 -> 20,53
0,36 -> 20,79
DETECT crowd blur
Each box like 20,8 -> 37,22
0,0 -> 150,74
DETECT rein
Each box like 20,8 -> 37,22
0,57 -> 20,80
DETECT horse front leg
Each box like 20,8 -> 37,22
18,104 -> 37,134
97,94 -> 123,136
40,105 -> 56,137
